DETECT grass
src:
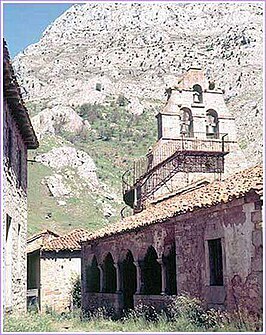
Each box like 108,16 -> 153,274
25,99 -> 50,117
27,98 -> 159,235
4,299 -> 262,333
27,159 -> 119,236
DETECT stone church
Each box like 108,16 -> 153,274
3,40 -> 39,312
81,67 -> 263,318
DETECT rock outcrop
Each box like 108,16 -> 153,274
36,146 -> 99,190
13,3 -> 263,163
32,105 -> 90,139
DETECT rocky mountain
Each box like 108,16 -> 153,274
12,3 -> 263,235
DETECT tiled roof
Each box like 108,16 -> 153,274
27,230 -> 60,253
82,164 -> 263,243
27,230 -> 60,243
43,228 -> 90,251
3,39 -> 39,149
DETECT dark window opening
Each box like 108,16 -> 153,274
122,250 -> 137,310
96,83 -> 102,91
180,108 -> 193,138
6,214 -> 12,241
143,246 -> 161,294
206,110 -> 219,139
193,84 -> 203,103
163,245 -> 177,295
18,149 -> 22,186
86,256 -> 100,293
103,253 -> 116,293
8,128 -> 12,167
208,239 -> 223,286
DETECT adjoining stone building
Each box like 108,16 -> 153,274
27,229 -> 89,313
81,165 -> 263,317
3,40 -> 39,313
81,67 -> 262,318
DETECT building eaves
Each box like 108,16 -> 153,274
3,39 -> 39,149
42,228 -> 91,252
27,230 -> 60,244
81,164 -> 263,244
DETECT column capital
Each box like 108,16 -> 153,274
133,261 -> 140,268
157,257 -> 164,265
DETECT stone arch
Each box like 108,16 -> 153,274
103,252 -> 116,293
121,250 -> 137,310
163,244 -> 177,295
206,109 -> 219,139
193,84 -> 203,103
86,255 -> 100,293
118,248 -> 137,264
99,249 -> 118,265
180,107 -> 193,138
142,246 -> 162,295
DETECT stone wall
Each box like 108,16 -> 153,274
81,222 -> 175,313
3,100 -> 28,312
134,294 -> 172,312
175,193 -> 263,315
40,250 -> 80,313
83,293 -> 123,316
81,192 -> 262,317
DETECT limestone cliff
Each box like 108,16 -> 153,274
11,3 -> 263,234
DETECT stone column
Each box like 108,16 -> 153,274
98,265 -> 104,293
158,258 -> 166,295
134,261 -> 141,294
114,263 -> 122,293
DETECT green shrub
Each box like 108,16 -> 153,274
71,276 -> 81,309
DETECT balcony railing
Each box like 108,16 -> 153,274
132,133 -> 229,181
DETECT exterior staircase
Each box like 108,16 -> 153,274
122,133 -> 230,210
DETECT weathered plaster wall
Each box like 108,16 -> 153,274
40,251 -> 81,313
3,100 -> 28,313
225,198 -> 263,316
175,194 -> 263,314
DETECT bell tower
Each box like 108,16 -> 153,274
122,67 -> 247,212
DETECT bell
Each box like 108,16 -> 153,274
206,125 -> 215,134
181,123 -> 188,135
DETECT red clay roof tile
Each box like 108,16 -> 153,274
82,164 -> 263,243
43,228 -> 90,251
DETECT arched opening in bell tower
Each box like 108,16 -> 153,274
206,109 -> 219,139
180,108 -> 193,138
193,84 -> 203,103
